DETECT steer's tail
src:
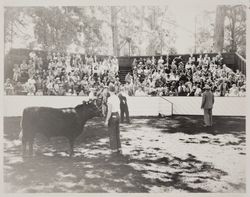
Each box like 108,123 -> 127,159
19,116 -> 23,140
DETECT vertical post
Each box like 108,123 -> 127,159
10,21 -> 13,49
161,34 -> 163,55
194,15 -> 197,54
129,41 -> 131,57
167,52 -> 169,65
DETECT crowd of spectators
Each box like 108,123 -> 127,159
4,51 -> 246,97
124,53 -> 246,97
4,51 -> 119,96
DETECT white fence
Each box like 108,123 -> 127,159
161,97 -> 246,116
3,96 -> 246,117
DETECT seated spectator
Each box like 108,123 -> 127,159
26,82 -> 36,96
66,89 -> 73,96
214,89 -> 221,97
188,86 -> 196,96
134,86 -> 147,96
238,87 -> 246,97
6,51 -> 246,97
228,84 -> 239,96
194,85 -> 202,96
35,89 -> 44,96
4,78 -> 14,95
14,81 -> 25,95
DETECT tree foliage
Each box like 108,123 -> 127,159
4,7 -> 31,47
224,5 -> 246,56
197,5 -> 246,56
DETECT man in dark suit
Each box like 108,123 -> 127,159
118,87 -> 130,124
201,84 -> 214,127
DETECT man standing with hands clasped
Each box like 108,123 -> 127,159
201,84 -> 214,127
104,83 -> 122,156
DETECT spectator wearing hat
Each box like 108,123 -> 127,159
118,87 -> 130,124
105,83 -> 122,156
201,84 -> 214,127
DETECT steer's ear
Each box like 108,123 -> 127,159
92,99 -> 97,105
88,99 -> 94,104
82,100 -> 86,104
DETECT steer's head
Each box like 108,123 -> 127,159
90,98 -> 103,118
75,99 -> 103,119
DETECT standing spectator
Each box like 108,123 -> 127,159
118,87 -> 130,124
201,84 -> 214,127
219,80 -> 228,96
13,64 -> 21,82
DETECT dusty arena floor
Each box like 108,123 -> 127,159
4,116 -> 246,193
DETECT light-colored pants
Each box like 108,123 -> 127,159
204,108 -> 213,126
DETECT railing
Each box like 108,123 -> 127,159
159,96 -> 173,116
235,52 -> 246,75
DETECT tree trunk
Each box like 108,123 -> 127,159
111,6 -> 119,56
230,9 -> 237,52
214,5 -> 226,53
140,6 -> 144,32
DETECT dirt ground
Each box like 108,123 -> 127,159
3,116 -> 246,193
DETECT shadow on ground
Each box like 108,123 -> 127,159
4,116 -> 246,193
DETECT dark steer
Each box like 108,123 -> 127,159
20,100 -> 102,157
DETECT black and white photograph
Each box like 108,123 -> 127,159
1,0 -> 248,194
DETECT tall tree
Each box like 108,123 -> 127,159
224,5 -> 246,56
111,6 -> 120,56
195,10 -> 215,53
214,5 -> 227,53
29,7 -> 78,51
4,7 -> 30,50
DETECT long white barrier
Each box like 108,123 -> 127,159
3,96 -> 246,117
162,97 -> 246,116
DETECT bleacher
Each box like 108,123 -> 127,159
4,49 -> 246,84
117,53 -> 246,83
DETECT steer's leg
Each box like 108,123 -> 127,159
69,139 -> 74,157
22,136 -> 27,157
28,139 -> 34,157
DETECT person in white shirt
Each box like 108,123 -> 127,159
238,87 -> 246,97
105,83 -> 122,156
88,88 -> 96,100
195,85 -> 202,96
228,84 -> 239,97
134,86 -> 147,96
27,76 -> 36,86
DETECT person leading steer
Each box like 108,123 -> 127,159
104,83 -> 122,156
